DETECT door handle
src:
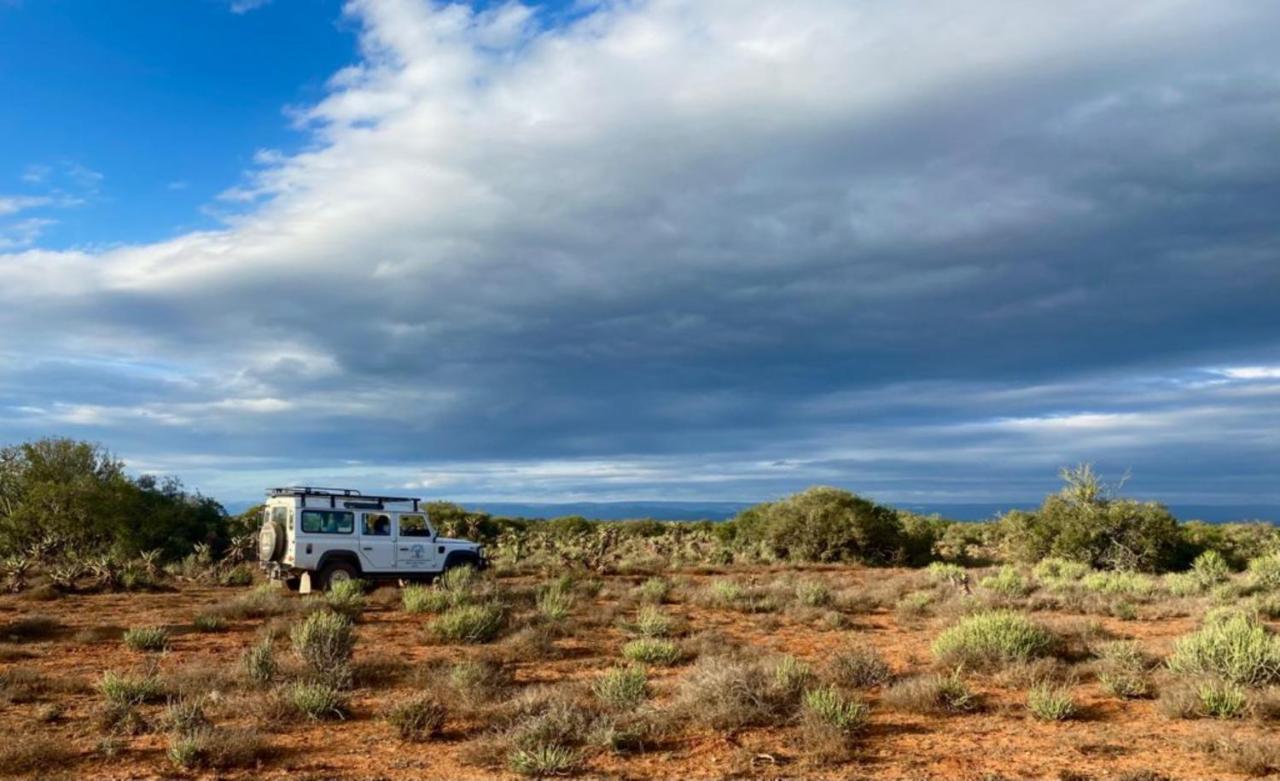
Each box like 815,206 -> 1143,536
399,547 -> 410,551
362,547 -> 372,551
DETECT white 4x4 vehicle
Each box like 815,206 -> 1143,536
258,487 -> 486,591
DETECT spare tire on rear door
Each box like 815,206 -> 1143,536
259,512 -> 285,562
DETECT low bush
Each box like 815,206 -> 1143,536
402,584 -> 450,614
193,613 -> 226,632
123,626 -> 170,652
536,583 -> 575,622
218,564 -> 255,587
676,655 -> 811,728
162,696 -> 210,735
98,670 -> 165,706
593,666 -> 648,709
1095,640 -> 1151,699
632,605 -> 674,638
932,611 -> 1058,670
167,726 -> 271,770
883,673 -> 977,714
828,643 -> 892,689
287,681 -> 347,720
447,660 -> 511,706
1027,684 -> 1077,721
385,693 -> 447,741
1197,679 -> 1249,719
291,611 -> 355,682
803,685 -> 869,731
1167,611 -> 1280,686
0,734 -> 71,775
795,579 -> 832,606
622,638 -> 681,665
325,579 -> 366,616
1248,553 -> 1280,590
429,603 -> 506,644
1033,558 -> 1090,583
1207,735 -> 1280,776
241,636 -> 277,685
637,577 -> 671,604
927,562 -> 968,586
801,686 -> 869,760
509,743 -> 580,776
981,566 -> 1032,597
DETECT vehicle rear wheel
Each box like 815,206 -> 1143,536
316,560 -> 359,591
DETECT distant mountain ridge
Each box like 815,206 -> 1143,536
220,498 -> 1277,523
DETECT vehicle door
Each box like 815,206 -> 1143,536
395,513 -> 443,573
357,512 -> 396,571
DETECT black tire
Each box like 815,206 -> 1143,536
316,559 -> 359,591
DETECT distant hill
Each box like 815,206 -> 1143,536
220,497 -> 1277,523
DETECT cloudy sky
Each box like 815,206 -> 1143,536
1,0 -> 1278,511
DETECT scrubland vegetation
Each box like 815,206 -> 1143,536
2,438 -> 1280,778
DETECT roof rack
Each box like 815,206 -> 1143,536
266,486 -> 421,511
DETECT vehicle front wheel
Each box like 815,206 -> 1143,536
316,560 -> 359,591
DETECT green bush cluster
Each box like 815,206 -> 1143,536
932,611 -> 1058,670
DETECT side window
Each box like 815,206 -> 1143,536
362,513 -> 391,536
271,506 -> 288,527
300,510 -> 354,534
399,514 -> 432,538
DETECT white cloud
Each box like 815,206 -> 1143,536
0,1 -> 1278,505
229,0 -> 272,14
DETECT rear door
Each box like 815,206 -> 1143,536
357,512 -> 397,572
395,513 -> 444,573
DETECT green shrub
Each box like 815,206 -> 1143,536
385,693 -> 446,740
980,566 -> 1032,597
622,638 -> 681,665
429,603 -> 505,644
402,584 -> 447,613
828,643 -> 892,689
167,727 -> 269,770
290,611 -> 355,682
1080,571 -> 1159,598
447,660 -> 510,705
536,583 -> 575,622
325,579 -> 366,616
1198,679 -> 1249,719
632,605 -> 673,638
123,626 -> 170,652
637,577 -> 671,604
98,670 -> 165,705
706,579 -> 742,605
438,565 -> 477,596
1033,557 -> 1090,583
162,696 -> 210,736
932,611 -> 1058,670
795,579 -> 832,606
287,681 -> 346,720
895,591 -> 935,619
1027,684 -> 1077,720
803,686 -> 869,731
1248,553 -> 1280,590
727,486 -> 905,563
1095,640 -> 1150,699
1191,550 -> 1231,584
927,562 -> 968,586
1167,611 -> 1280,686
1000,465 -> 1182,572
193,613 -> 226,633
241,636 -> 276,685
593,666 -> 648,709
509,743 -> 580,776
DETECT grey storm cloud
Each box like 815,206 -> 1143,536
1,0 -> 1279,506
